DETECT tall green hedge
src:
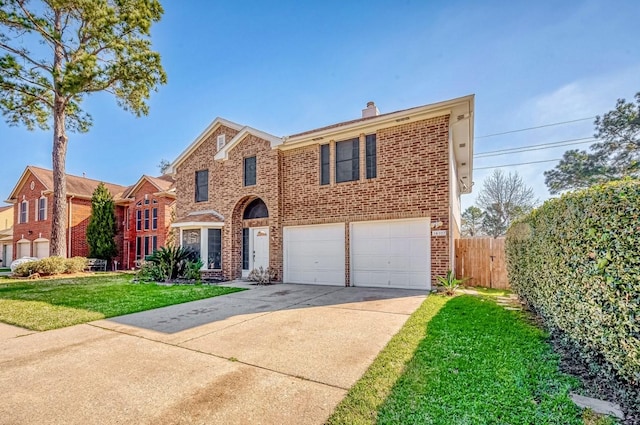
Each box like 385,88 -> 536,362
505,180 -> 640,384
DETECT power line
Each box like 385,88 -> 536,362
476,117 -> 596,139
475,137 -> 595,158
475,159 -> 561,170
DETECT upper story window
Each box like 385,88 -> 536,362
195,170 -> 209,202
335,138 -> 360,183
244,156 -> 256,186
144,209 -> 150,230
365,134 -> 377,179
37,197 -> 47,221
320,144 -> 330,185
19,200 -> 28,223
136,209 -> 142,231
152,207 -> 158,230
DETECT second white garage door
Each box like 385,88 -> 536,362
351,219 -> 431,290
283,223 -> 345,285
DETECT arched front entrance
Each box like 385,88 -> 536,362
231,196 -> 270,279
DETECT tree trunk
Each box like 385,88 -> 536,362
50,10 -> 67,257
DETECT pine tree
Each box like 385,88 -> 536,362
87,183 -> 117,261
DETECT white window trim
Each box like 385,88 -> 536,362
20,200 -> 28,224
37,196 -> 47,221
217,134 -> 226,151
179,225 -> 223,271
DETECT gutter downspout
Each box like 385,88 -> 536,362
67,195 -> 74,258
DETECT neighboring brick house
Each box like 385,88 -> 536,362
4,166 -> 175,268
0,205 -> 13,267
119,175 -> 176,270
167,95 -> 474,289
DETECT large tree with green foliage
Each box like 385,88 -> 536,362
477,169 -> 536,237
87,182 -> 117,261
0,0 -> 166,257
461,206 -> 484,237
544,92 -> 640,194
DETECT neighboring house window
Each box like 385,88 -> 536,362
144,198 -> 149,205
208,229 -> 222,269
144,209 -> 150,230
152,199 -> 158,204
38,197 -> 47,221
244,156 -> 256,186
19,200 -> 28,223
182,229 -> 201,257
152,235 -> 157,253
320,144 -> 330,185
152,207 -> 158,230
136,210 -> 142,231
195,170 -> 208,202
335,138 -> 360,183
366,134 -> 377,179
136,236 -> 142,260
143,236 -> 150,258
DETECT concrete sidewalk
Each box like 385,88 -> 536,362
0,283 -> 427,424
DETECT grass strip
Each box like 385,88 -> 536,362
376,295 -> 582,425
0,273 -> 243,330
327,294 -> 450,425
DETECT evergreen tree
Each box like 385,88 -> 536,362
87,183 -> 117,261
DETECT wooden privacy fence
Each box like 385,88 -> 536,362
455,237 -> 510,289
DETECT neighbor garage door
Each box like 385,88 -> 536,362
351,218 -> 430,290
283,223 -> 345,285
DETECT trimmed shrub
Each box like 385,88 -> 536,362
65,257 -> 88,273
34,256 -> 67,275
13,261 -> 39,277
506,180 -> 640,385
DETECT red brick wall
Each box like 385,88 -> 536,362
174,116 -> 453,284
280,115 -> 451,282
123,180 -> 176,269
175,125 -> 281,280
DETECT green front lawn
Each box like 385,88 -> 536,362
329,294 -> 586,425
0,273 -> 243,331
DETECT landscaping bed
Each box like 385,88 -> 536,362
0,273 -> 243,331
328,293 -> 608,425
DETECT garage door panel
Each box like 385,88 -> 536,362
352,219 -> 431,290
284,224 -> 345,286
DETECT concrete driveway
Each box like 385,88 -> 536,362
0,283 -> 426,425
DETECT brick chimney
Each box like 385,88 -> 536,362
362,101 -> 379,118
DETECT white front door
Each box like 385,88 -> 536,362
252,227 -> 270,270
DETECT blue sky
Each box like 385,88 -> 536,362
1,0 -> 639,210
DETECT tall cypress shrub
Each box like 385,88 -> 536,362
87,183 -> 118,261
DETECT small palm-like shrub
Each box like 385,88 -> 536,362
137,246 -> 200,282
436,270 -> 468,295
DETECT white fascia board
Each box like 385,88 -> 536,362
171,221 -> 224,228
168,117 -> 244,173
214,126 -> 283,161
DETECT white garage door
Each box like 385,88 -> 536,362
351,219 -> 431,290
17,241 -> 30,258
35,240 -> 50,259
284,223 -> 345,285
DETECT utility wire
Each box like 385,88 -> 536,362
475,159 -> 561,170
476,117 -> 596,139
475,137 -> 596,158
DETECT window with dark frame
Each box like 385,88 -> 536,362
152,207 -> 158,230
242,228 -> 249,270
335,138 -> 360,183
144,209 -> 150,230
136,210 -> 142,231
365,134 -> 377,179
38,198 -> 46,221
136,236 -> 142,259
144,236 -> 150,258
244,156 -> 256,186
19,201 -> 27,223
195,170 -> 209,202
152,235 -> 157,253
320,144 -> 330,185
207,229 -> 222,269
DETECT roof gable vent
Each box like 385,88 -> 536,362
217,134 -> 226,151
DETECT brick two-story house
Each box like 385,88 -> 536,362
4,166 -> 175,268
168,95 -> 474,290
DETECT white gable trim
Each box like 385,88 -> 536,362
214,126 -> 283,161
167,117 -> 244,174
